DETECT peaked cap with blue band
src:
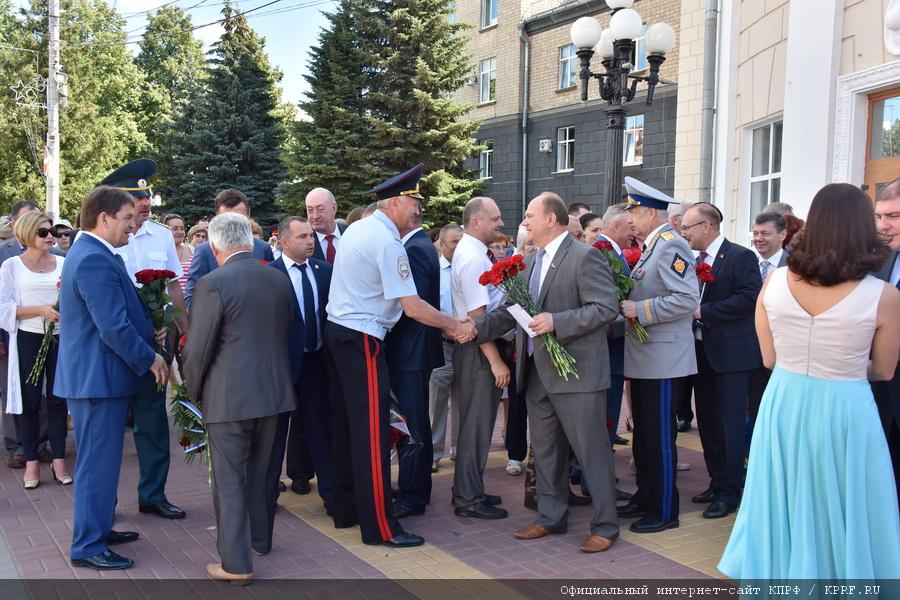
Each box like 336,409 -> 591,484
623,176 -> 678,211
368,163 -> 425,201
98,158 -> 157,198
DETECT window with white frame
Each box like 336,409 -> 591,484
749,120 -> 783,220
623,114 -> 644,166
556,126 -> 575,172
481,0 -> 498,28
448,1 -> 457,24
479,57 -> 496,103
479,140 -> 493,179
632,25 -> 648,72
559,44 -> 578,89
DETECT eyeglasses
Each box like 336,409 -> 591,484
37,227 -> 61,239
57,230 -> 72,238
680,221 -> 708,233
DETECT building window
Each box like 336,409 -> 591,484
556,126 -> 575,172
559,44 -> 578,89
749,120 -> 783,219
623,114 -> 644,166
479,140 -> 493,179
479,57 -> 496,103
864,88 -> 900,201
481,0 -> 498,28
632,25 -> 648,72
448,1 -> 457,24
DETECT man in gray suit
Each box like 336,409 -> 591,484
874,178 -> 900,513
184,213 -> 297,585
617,177 -> 699,534
475,192 -> 620,553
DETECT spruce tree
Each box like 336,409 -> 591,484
163,4 -> 286,227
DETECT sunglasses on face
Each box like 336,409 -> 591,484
37,227 -> 61,239
57,231 -> 72,238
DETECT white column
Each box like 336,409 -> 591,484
779,0 -> 843,217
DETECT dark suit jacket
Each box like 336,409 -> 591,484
312,223 -> 348,262
55,234 -> 156,399
386,229 -> 443,372
184,237 -> 274,309
873,251 -> 899,429
269,256 -> 332,384
696,238 -> 762,374
183,252 -> 296,423
476,234 -> 619,394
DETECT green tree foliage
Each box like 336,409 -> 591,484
162,4 -> 287,227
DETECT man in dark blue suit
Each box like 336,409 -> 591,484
680,203 -> 761,519
386,211 -> 443,518
56,187 -> 168,570
305,187 -> 348,264
184,189 -> 274,309
268,216 -> 334,511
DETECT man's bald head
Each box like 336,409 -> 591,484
306,187 -> 338,234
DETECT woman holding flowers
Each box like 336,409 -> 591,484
0,212 -> 69,489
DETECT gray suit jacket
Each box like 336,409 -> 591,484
475,234 -> 619,394
624,224 -> 699,380
183,251 -> 297,424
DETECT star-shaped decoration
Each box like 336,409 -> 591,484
10,76 -> 46,108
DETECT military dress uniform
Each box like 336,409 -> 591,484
619,177 -> 699,533
324,164 -> 427,548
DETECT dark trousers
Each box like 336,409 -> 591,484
287,350 -> 332,503
391,370 -> 433,510
499,340 -> 527,462
747,366 -> 771,449
606,373 -> 624,443
630,377 -> 682,522
692,343 -> 751,507
675,378 -> 694,425
325,323 -> 401,544
16,331 -> 66,461
208,415 -> 278,574
69,396 -> 128,560
873,372 -> 900,518
131,374 -> 171,505
268,411 -> 292,519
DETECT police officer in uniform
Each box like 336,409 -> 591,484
325,163 -> 475,547
616,177 -> 699,534
99,159 -> 187,520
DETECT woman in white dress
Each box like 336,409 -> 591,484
719,183 -> 900,579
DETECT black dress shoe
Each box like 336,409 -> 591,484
71,549 -> 133,570
455,502 -> 508,519
381,532 -> 424,548
139,500 -> 186,519
692,488 -> 715,504
612,435 -> 629,446
702,500 -> 736,519
392,503 -> 426,519
524,495 -> 537,511
629,516 -> 679,533
568,492 -> 592,506
278,481 -> 286,493
616,503 -> 648,518
333,518 -> 358,529
106,530 -> 139,545
676,419 -> 691,433
616,489 -> 633,502
449,493 -> 502,506
291,478 -> 311,495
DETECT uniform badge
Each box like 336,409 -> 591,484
660,231 -> 675,241
137,178 -> 147,188
671,253 -> 688,278
398,256 -> 411,279
633,268 -> 645,280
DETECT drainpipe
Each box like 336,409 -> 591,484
518,22 -> 530,222
698,0 -> 719,202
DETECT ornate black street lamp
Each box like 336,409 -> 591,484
570,0 -> 676,209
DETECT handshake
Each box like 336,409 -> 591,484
445,316 -> 477,344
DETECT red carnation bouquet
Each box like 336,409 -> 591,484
135,269 -> 181,388
696,262 -> 715,284
479,254 -> 578,380
622,247 -> 642,268
592,240 -> 650,342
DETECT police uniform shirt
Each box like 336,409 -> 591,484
116,219 -> 184,283
326,209 -> 417,340
450,233 -> 504,318
282,254 -> 321,349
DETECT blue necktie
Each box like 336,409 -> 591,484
527,249 -> 546,355
295,263 -> 318,352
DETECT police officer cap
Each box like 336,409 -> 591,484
368,163 -> 425,201
98,158 -> 157,198
623,176 -> 677,211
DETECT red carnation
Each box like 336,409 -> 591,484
478,271 -> 492,286
622,248 -> 642,268
593,240 -> 614,252
696,262 -> 715,283
135,269 -> 156,285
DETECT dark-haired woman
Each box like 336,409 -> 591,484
719,183 -> 900,579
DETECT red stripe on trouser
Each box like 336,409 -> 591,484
364,334 -> 392,541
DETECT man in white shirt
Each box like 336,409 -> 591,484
450,197 -> 509,520
430,223 -> 462,473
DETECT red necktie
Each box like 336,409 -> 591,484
325,234 -> 336,264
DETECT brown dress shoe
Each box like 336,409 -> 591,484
579,535 -> 614,553
7,455 -> 25,469
513,524 -> 563,539
206,563 -> 252,586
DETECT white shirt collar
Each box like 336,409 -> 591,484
281,254 -> 310,270
703,234 -> 725,260
82,231 -> 118,255
644,223 -> 669,249
401,227 -> 422,244
598,233 -> 622,256
541,230 -> 570,263
760,247 -> 784,267
316,223 -> 341,242
461,232 -> 487,254
132,219 -> 154,238
439,254 -> 451,269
